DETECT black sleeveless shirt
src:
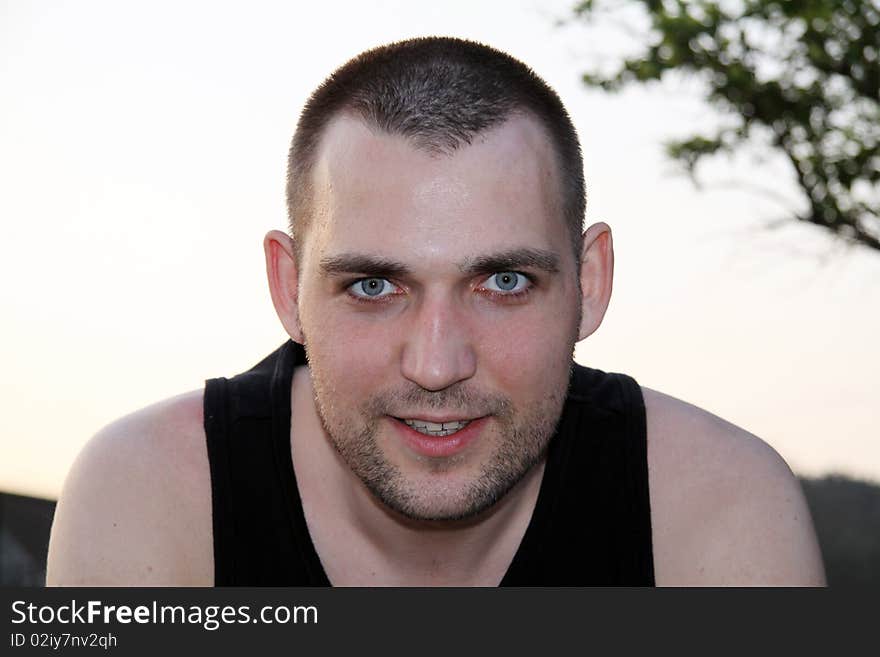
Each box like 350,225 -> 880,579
204,341 -> 655,586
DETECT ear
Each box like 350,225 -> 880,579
264,230 -> 304,343
577,222 -> 614,341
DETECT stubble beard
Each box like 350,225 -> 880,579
303,340 -> 573,523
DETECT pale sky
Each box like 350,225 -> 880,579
1,0 -> 878,500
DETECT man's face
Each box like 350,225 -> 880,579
295,113 -> 582,522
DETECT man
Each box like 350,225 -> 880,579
47,37 -> 825,586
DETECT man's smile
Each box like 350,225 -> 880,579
389,416 -> 491,458
400,418 -> 473,437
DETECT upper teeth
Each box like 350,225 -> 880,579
403,419 -> 471,436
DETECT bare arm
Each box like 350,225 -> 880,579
645,388 -> 826,586
46,391 -> 213,586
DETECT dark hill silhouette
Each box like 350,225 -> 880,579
800,474 -> 880,586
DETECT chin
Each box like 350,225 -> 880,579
370,486 -> 504,524
361,449 -> 545,524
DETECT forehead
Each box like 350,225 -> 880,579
305,112 -> 568,268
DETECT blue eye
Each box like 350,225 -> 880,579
482,272 -> 529,294
349,278 -> 395,298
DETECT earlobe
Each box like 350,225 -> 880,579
577,222 -> 614,341
264,230 -> 304,343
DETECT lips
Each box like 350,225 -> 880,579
390,416 -> 488,458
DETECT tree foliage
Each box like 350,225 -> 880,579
573,0 -> 880,251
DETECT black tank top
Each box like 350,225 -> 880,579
204,341 -> 655,586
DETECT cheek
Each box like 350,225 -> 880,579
299,296 -> 401,391
473,309 -> 576,388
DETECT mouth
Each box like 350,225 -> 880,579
397,418 -> 472,437
389,416 -> 487,458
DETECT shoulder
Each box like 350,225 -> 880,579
46,390 -> 213,586
642,387 -> 826,586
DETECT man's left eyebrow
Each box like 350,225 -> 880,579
459,248 -> 561,275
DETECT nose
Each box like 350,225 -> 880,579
400,292 -> 477,392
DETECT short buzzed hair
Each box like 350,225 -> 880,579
286,36 -> 586,263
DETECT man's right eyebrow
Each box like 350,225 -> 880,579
318,253 -> 412,279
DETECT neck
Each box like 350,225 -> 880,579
342,456 -> 545,585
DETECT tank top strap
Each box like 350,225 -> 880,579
500,363 -> 655,585
204,341 -> 328,585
